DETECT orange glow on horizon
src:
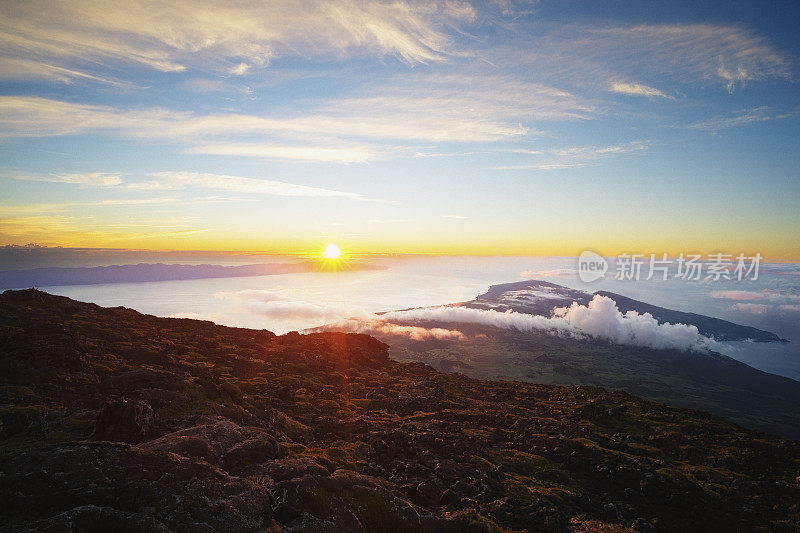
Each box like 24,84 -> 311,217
3,233 -> 800,262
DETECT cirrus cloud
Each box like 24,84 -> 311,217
609,81 -> 674,100
0,0 -> 477,84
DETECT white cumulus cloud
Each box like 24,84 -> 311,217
381,294 -> 718,352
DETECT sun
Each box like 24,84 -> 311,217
323,243 -> 341,259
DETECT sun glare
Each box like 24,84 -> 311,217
323,243 -> 341,259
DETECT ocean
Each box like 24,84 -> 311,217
18,255 -> 800,382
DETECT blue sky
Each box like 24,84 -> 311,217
0,0 -> 798,258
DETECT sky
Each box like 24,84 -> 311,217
0,0 -> 798,259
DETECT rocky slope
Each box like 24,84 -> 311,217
1,289 -> 799,532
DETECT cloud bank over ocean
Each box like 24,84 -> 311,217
315,294 -> 718,352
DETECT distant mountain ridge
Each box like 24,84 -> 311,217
470,279 -> 784,342
0,261 -> 386,289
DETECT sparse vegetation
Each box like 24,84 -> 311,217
0,289 -> 798,532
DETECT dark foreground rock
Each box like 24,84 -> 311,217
0,289 -> 799,532
4,442 -> 272,532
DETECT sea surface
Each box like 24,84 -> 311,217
16,255 -> 800,382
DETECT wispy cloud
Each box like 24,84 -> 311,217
0,75 -> 591,148
709,290 -> 763,301
712,289 -> 800,315
414,151 -> 476,158
2,171 -> 123,187
689,106 -> 795,132
110,228 -> 215,241
142,171 -> 365,199
215,288 -> 372,323
596,24 -> 790,91
218,288 -> 468,340
0,96 -> 187,138
731,302 -> 769,314
711,289 -> 800,302
0,0 -> 476,84
0,56 -> 131,87
609,81 -> 674,100
0,197 -> 181,216
495,140 -> 649,170
0,207 -> 215,245
519,268 -> 576,278
1,169 -> 370,202
493,23 -> 790,92
316,317 -> 466,341
4,3 -> 786,97
187,143 -> 376,163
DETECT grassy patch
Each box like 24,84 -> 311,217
294,484 -> 331,517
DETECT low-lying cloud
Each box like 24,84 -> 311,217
519,268 -> 576,278
324,319 -> 466,341
381,294 -> 717,352
711,289 -> 800,302
712,288 -> 800,315
731,303 -> 769,315
216,290 -> 718,351
216,289 -> 371,323
217,289 -> 464,341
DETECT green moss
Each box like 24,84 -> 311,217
44,430 -> 70,444
344,488 -> 407,533
486,448 -> 575,487
486,448 -> 551,475
626,442 -> 664,458
0,385 -> 36,403
0,425 -> 46,460
679,464 -> 735,484
462,428 -> 492,438
274,411 -> 312,439
294,485 -> 331,517
503,478 -> 534,504
0,405 -> 47,435
656,467 -> 688,483
280,442 -> 308,456
350,398 -> 371,409
317,399 -> 340,412
502,476 -> 575,507
470,455 -> 498,474
446,509 -> 506,532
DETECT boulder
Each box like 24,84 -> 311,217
140,434 -> 216,463
0,443 -> 272,532
220,382 -> 244,405
94,398 -> 154,444
9,504 -> 172,533
140,418 -> 283,469
261,457 -> 330,482
225,437 -> 281,471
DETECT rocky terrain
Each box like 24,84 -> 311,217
1,289 -> 799,532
